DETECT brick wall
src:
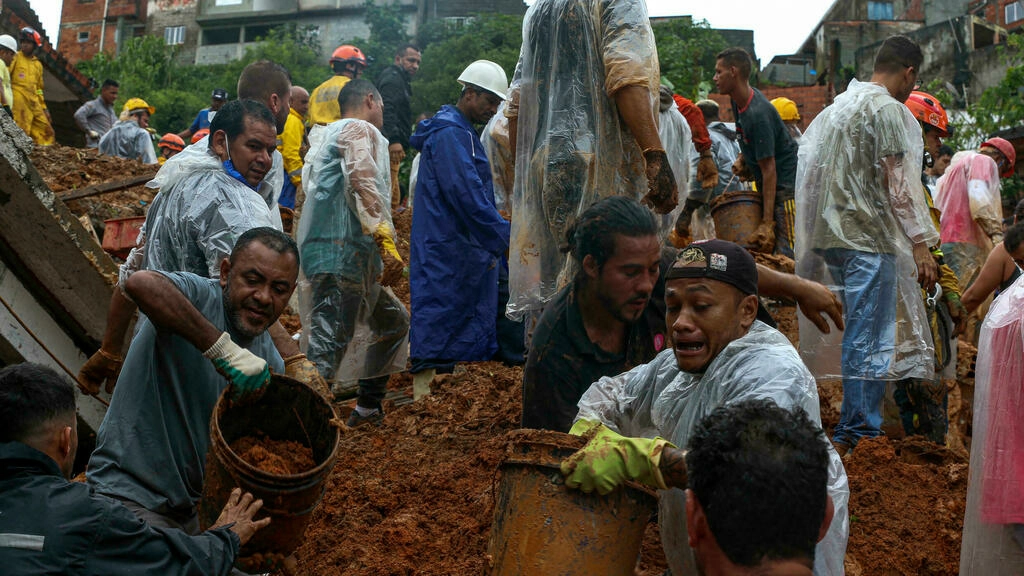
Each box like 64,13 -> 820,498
59,0 -> 146,64
710,85 -> 834,130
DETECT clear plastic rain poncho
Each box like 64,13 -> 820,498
505,0 -> 659,319
959,275 -> 1024,574
482,102 -> 514,214
934,150 -> 1004,285
795,79 -> 938,381
296,119 -> 408,382
98,120 -> 158,165
576,321 -> 849,576
657,104 -> 692,240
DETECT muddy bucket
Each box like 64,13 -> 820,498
200,374 -> 339,573
709,190 -> 763,248
487,431 -> 656,576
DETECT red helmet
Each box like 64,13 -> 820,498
905,91 -> 950,137
19,27 -> 41,47
330,45 -> 368,67
981,137 -> 1017,178
158,133 -> 185,152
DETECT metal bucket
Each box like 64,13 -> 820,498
487,432 -> 656,575
709,190 -> 763,248
200,374 -> 339,573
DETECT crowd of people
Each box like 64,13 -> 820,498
3,0 -> 1024,573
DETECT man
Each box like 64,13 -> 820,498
771,96 -> 804,142
658,84 -> 693,240
934,137 -> 1016,290
796,35 -> 939,454
158,132 -> 185,164
74,79 -> 119,148
0,35 -> 18,116
712,47 -> 799,257
278,85 -> 309,210
0,363 -> 270,575
376,43 -> 421,209
87,227 -> 296,533
98,97 -> 157,164
309,45 -> 368,127
298,79 -> 409,425
685,399 -> 835,576
408,60 -> 511,398
505,0 -> 678,320
925,144 -> 953,189
560,238 -> 848,575
522,197 -> 845,433
10,27 -> 54,145
179,87 -> 228,142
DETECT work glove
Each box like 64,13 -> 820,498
374,222 -> 403,264
283,353 -> 331,398
696,150 -> 718,190
560,419 -> 674,496
88,129 -> 100,140
203,332 -> 271,400
641,148 -> 678,215
746,221 -> 775,254
77,349 -> 123,395
732,154 -> 754,182
947,292 -> 968,337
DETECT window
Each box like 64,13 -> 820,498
867,1 -> 894,20
164,25 -> 185,45
214,0 -> 243,5
77,31 -> 90,43
243,25 -> 273,42
201,27 -> 241,45
1007,1 -> 1024,24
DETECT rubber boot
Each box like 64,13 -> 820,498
412,369 -> 435,401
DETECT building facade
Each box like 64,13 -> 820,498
58,0 -> 147,64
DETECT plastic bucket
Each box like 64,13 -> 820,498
200,374 -> 339,573
709,190 -> 763,248
487,432 -> 656,576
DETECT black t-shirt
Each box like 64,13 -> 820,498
732,88 -> 799,200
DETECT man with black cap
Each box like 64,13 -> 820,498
559,237 -> 849,576
178,88 -> 228,142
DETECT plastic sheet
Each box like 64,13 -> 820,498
505,0 -> 659,318
575,321 -> 849,576
959,275 -> 1024,574
137,143 -> 277,278
657,105 -> 691,241
935,151 -> 1003,246
482,102 -> 514,214
296,119 -> 408,382
98,120 -> 157,165
795,79 -> 937,381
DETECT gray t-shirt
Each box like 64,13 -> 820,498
87,272 -> 284,516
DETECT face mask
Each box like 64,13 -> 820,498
221,137 -> 259,191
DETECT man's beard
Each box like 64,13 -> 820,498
223,283 -> 266,341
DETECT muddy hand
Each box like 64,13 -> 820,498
284,353 -> 331,398
747,222 -> 775,254
212,487 -> 271,546
732,154 -> 753,182
641,149 -> 678,214
697,152 -> 718,190
77,349 -> 123,396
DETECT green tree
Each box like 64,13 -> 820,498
351,0 -> 412,82
651,18 -> 727,100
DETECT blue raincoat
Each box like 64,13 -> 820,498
409,105 -> 511,362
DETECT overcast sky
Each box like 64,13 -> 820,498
29,0 -> 836,64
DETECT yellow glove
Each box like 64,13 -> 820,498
374,222 -> 403,263
283,353 -> 331,398
561,419 -> 674,495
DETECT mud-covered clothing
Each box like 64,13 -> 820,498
0,442 -> 240,576
505,0 -> 659,318
376,64 -> 413,151
732,87 -> 798,201
10,51 -> 53,145
935,151 -> 1004,289
690,120 -> 742,203
88,272 -> 283,518
308,75 -> 350,126
74,96 -> 117,148
99,119 -> 158,164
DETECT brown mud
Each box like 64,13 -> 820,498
230,435 -> 316,476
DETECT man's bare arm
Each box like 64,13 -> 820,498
124,271 -> 221,351
757,156 -> 777,223
757,264 -> 844,333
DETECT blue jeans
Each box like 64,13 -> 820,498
825,249 -> 897,448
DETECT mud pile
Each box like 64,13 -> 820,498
230,435 -> 316,476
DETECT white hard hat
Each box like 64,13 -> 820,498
0,35 -> 16,53
457,60 -> 508,100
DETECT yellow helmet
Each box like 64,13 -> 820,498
122,97 -> 155,116
771,97 -> 800,122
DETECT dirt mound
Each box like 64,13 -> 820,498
230,435 -> 316,476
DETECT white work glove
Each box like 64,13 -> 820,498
88,129 -> 99,139
203,332 -> 271,399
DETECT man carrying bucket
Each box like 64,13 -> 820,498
559,238 -> 849,575
87,228 -> 295,544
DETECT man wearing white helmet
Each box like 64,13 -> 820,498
406,60 -> 512,398
0,34 -> 16,116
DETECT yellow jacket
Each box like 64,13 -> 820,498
0,60 -> 12,108
308,75 -> 350,126
10,52 -> 45,110
279,108 -> 306,186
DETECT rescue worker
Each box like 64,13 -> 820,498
98,97 -> 158,164
278,85 -> 309,210
0,363 -> 270,575
796,35 -> 938,455
308,45 -> 368,127
178,88 -> 228,142
298,79 -> 409,424
74,79 -> 119,148
10,27 -> 54,145
771,96 -> 804,142
0,35 -> 18,116
376,43 -> 421,209
560,238 -> 849,576
505,0 -> 678,321
87,228 -> 296,543
934,136 -> 1016,290
408,60 -> 511,399
157,133 -> 185,164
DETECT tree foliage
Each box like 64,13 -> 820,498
350,0 -> 412,82
651,18 -> 727,101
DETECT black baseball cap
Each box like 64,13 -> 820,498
211,88 -> 228,100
